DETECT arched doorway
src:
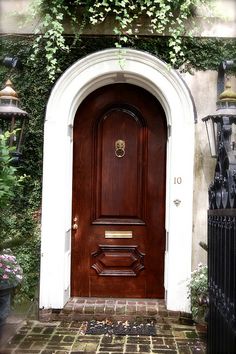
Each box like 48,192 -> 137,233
40,48 -> 195,312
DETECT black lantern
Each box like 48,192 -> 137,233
202,80 -> 236,158
0,79 -> 28,162
202,80 -> 236,209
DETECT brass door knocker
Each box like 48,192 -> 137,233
115,139 -> 125,158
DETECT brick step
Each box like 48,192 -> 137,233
39,297 -> 181,322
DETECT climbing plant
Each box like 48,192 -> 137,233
29,0 -> 211,81
0,131 -> 25,213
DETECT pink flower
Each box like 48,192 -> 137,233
0,250 -> 23,286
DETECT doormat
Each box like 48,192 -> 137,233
85,319 -> 157,335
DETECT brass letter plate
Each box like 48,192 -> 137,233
105,231 -> 133,239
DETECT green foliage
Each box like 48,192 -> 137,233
0,131 -> 38,302
0,39 -> 48,303
29,0 -> 70,81
28,0 -> 93,81
13,234 -> 40,303
29,0 -> 211,81
0,131 -> 25,211
136,37 -> 236,71
0,203 -> 40,302
188,263 -> 208,322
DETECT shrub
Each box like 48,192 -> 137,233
0,131 -> 39,303
188,263 -> 208,322
0,131 -> 25,214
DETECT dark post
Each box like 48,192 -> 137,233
203,69 -> 236,353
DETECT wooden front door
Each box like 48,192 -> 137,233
72,83 -> 166,298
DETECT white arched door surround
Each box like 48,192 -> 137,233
40,48 -> 195,312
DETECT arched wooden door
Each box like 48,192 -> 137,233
72,83 -> 166,298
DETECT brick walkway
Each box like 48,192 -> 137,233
0,298 -> 207,354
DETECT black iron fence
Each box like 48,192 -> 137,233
208,209 -> 236,353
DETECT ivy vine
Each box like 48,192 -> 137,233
29,0 -> 211,81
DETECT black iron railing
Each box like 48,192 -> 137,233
208,209 -> 236,353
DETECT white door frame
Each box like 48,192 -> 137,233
40,48 -> 195,312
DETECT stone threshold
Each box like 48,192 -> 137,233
39,298 -> 183,323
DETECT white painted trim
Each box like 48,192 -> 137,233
40,48 -> 195,312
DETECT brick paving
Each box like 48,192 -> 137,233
0,298 -> 207,354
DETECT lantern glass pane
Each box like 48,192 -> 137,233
0,99 -> 10,105
231,123 -> 236,150
11,99 -> 18,106
0,116 -> 25,155
205,118 -> 217,158
0,116 -> 12,134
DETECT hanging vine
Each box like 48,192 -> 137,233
29,0 -> 211,81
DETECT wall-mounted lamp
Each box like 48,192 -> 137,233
202,80 -> 236,158
0,80 -> 28,163
2,56 -> 22,69
202,77 -> 236,209
217,60 -> 236,94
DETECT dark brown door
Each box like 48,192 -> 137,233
72,83 -> 166,298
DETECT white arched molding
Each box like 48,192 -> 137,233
40,48 -> 195,312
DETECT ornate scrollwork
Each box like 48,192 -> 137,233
209,122 -> 236,210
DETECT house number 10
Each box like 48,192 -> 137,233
174,177 -> 182,184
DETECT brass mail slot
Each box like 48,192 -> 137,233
105,231 -> 133,239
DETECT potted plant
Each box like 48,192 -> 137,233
0,250 -> 23,326
188,263 -> 208,325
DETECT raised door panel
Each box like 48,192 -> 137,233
91,244 -> 145,276
93,106 -> 146,224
